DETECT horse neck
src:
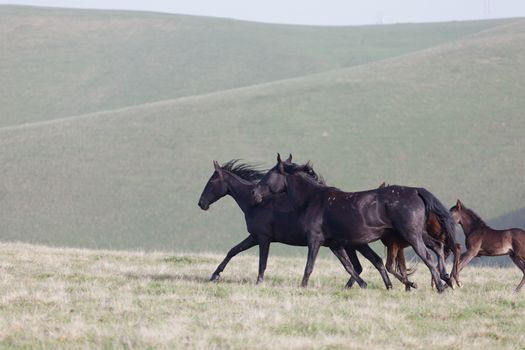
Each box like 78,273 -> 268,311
460,210 -> 486,236
223,171 -> 256,213
285,173 -> 322,212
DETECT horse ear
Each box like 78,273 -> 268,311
277,153 -> 282,163
378,181 -> 386,189
213,161 -> 224,180
286,154 -> 292,162
456,199 -> 462,209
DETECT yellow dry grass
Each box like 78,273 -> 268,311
0,242 -> 524,349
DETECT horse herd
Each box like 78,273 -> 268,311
198,154 -> 525,292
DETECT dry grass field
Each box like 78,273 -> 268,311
0,242 -> 524,349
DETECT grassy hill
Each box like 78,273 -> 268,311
0,6 -> 524,253
0,242 -> 524,349
0,5 -> 512,127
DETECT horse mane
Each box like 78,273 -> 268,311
285,161 -> 326,185
462,206 -> 488,228
221,160 -> 266,182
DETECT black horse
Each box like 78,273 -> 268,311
251,154 -> 457,292
198,159 -> 392,288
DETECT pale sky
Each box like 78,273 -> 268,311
1,0 -> 525,25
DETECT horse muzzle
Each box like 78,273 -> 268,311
198,200 -> 210,211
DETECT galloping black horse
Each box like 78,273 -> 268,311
251,154 -> 457,292
198,159 -> 392,288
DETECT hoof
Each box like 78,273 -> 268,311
209,273 -> 220,282
409,282 -> 418,289
359,282 -> 368,289
457,281 -> 464,288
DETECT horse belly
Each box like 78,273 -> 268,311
323,217 -> 383,245
272,213 -> 308,246
479,240 -> 513,256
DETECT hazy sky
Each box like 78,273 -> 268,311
1,0 -> 525,25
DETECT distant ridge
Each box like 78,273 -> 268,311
0,5 -> 514,127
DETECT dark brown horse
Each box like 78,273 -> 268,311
252,155 -> 457,292
377,183 -> 461,291
450,200 -> 525,291
198,159 -> 391,288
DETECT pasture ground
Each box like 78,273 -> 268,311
0,242 -> 524,349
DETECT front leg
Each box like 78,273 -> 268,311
210,236 -> 257,281
456,244 -> 481,276
256,239 -> 271,284
301,239 -> 322,287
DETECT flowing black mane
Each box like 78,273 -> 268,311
284,161 -> 326,185
221,160 -> 266,182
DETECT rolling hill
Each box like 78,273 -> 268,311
0,6 -> 524,253
0,5 -> 512,127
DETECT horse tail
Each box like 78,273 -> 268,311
417,188 -> 457,253
417,188 -> 459,278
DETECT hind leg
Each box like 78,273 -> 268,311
385,243 -> 403,283
403,235 -> 445,293
396,248 -> 417,291
450,243 -> 463,288
423,234 -> 452,288
344,246 -> 363,289
356,245 -> 392,290
384,242 -> 415,291
210,236 -> 257,281
509,255 -> 525,292
330,246 -> 367,289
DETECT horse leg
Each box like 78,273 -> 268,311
330,246 -> 367,289
385,243 -> 404,284
355,245 -> 392,290
385,242 -> 415,291
456,244 -> 481,275
423,235 -> 452,288
405,235 -> 445,293
344,246 -> 363,289
451,243 -> 462,288
256,239 -> 271,284
396,248 -> 417,291
210,236 -> 257,281
509,255 -> 525,292
301,239 -> 322,287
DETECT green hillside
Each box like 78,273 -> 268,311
0,5 -> 512,127
0,13 -> 524,253
0,6 -> 524,253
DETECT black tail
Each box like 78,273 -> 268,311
416,188 -> 457,254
